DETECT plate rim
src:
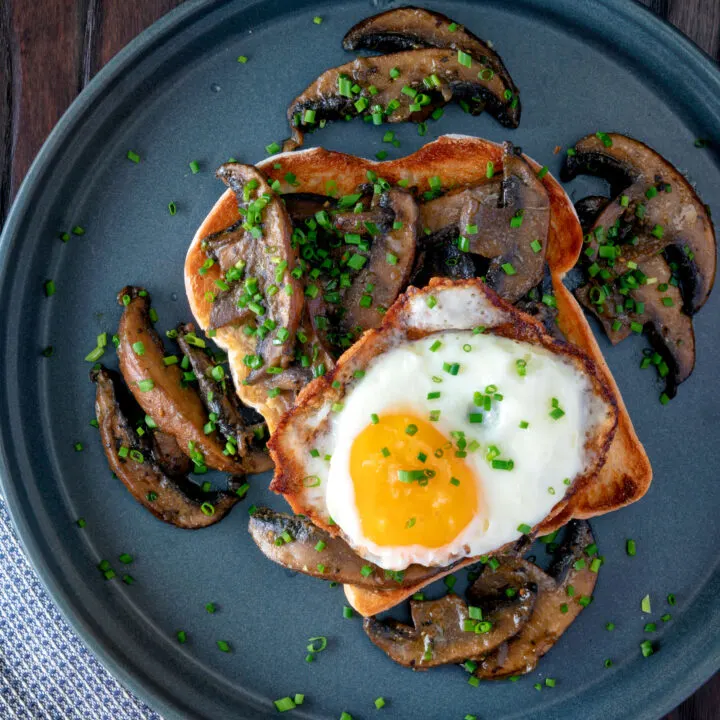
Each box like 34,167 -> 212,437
0,0 -> 718,718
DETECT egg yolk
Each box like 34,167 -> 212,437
349,412 -> 480,549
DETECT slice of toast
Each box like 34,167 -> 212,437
185,135 -> 652,615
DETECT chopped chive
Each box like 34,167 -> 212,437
640,640 -> 654,657
626,539 -> 636,556
517,523 -> 532,534
188,160 -> 200,174
641,594 -> 652,613
342,606 -> 353,619
457,50 -> 472,67
313,15 -> 322,24
273,697 -> 296,712
237,55 -> 248,64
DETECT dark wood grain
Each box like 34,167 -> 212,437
0,1 -> 718,718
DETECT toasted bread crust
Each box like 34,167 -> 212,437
185,135 -> 652,614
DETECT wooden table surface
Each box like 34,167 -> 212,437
1,0 -> 719,717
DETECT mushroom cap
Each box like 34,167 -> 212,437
342,5 -> 520,121
284,47 -> 519,151
474,520 -> 598,678
563,133 -> 716,313
574,192 -> 697,396
363,557 -> 537,669
92,366 -> 239,529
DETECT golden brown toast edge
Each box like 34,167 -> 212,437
184,135 -> 652,614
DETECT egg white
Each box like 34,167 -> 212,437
303,330 -> 601,570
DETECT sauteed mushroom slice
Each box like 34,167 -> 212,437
460,143 -> 550,302
248,507 -> 447,589
210,164 -> 304,376
364,557 -> 536,669
474,520 -> 598,679
342,6 -> 520,119
282,192 -> 336,223
419,181 -> 500,240
574,195 -> 610,233
573,194 -> 696,395
577,253 -> 695,395
116,287 -> 245,474
175,324 -> 272,473
284,47 -> 519,151
150,431 -> 193,478
410,240 -> 477,287
92,367 -> 238,528
341,189 -> 419,333
562,133 -> 716,313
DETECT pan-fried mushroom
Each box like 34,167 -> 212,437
150,431 -> 193,478
284,48 -> 519,151
206,164 -> 303,376
459,143 -> 550,302
562,133 -> 716,313
412,144 -> 549,302
342,6 -> 519,118
573,194 -> 696,395
282,192 -> 336,222
92,367 -> 239,528
341,188 -> 419,333
364,557 -> 536,669
116,286 -> 246,474
419,181 -> 500,240
410,240 -> 476,287
175,324 -> 273,473
574,195 -> 609,233
474,520 -> 598,678
248,506 -> 452,589
515,268 -> 562,340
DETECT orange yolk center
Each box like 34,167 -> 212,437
349,412 -> 480,548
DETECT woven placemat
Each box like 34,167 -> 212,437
0,500 -> 161,719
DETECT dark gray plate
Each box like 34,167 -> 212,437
1,0 -> 719,718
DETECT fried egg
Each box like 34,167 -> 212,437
269,279 -> 616,572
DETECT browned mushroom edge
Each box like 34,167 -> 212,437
248,506 -> 461,589
570,177 -> 698,397
207,163 -> 304,381
284,47 -> 519,151
342,6 -> 520,115
116,286 -> 255,474
474,519 -> 598,678
91,366 -> 240,529
562,132 -> 716,315
363,556 -> 537,669
175,323 -> 273,474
